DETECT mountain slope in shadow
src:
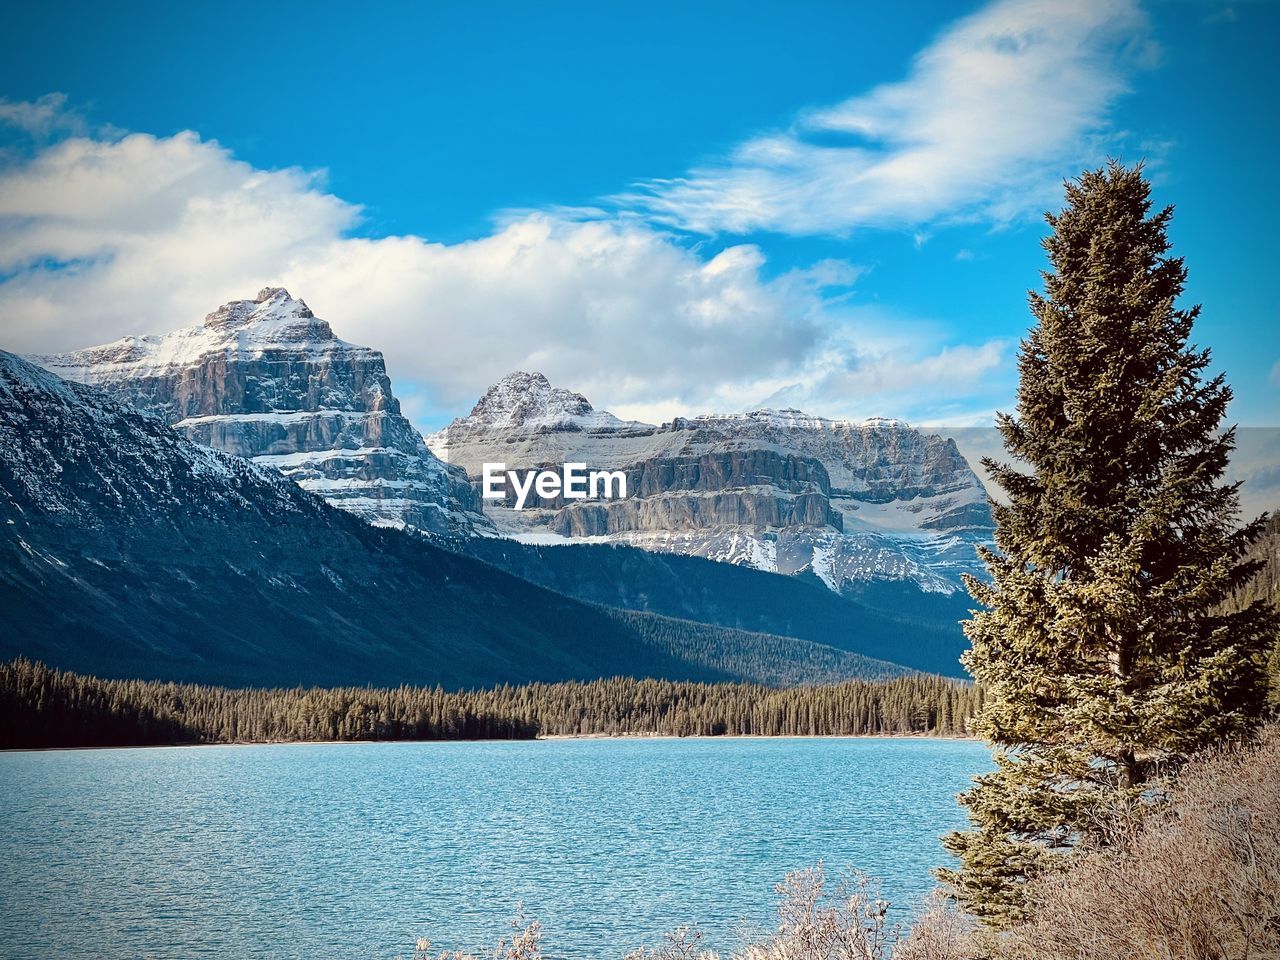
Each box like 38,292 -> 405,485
0,351 -> 906,689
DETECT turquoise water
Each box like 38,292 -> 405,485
0,737 -> 990,960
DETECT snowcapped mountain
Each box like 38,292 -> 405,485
430,371 -> 994,593
458,369 -> 639,432
0,350 -> 905,687
29,292 -> 990,594
34,288 -> 490,537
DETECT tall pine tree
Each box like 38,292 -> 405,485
936,162 -> 1277,926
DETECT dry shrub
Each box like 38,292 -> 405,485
621,865 -> 978,960
736,865 -> 900,960
411,909 -> 543,960
411,868 -> 975,960
624,926 -> 719,960
996,722 -> 1280,960
893,893 -> 982,960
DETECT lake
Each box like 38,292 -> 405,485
0,737 -> 990,960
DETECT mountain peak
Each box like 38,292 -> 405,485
467,370 -> 596,428
30,292 -> 491,536
255,286 -> 292,303
202,287 -> 325,337
861,415 -> 908,429
492,370 -> 555,393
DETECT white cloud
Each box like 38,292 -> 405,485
283,217 -> 838,413
624,0 -> 1152,236
0,90 -> 1013,429
747,326 -> 1011,424
0,125 -> 879,422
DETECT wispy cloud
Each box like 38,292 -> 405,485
623,0 -> 1154,236
748,325 -> 1012,424
0,92 -> 91,140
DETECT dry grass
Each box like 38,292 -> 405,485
993,723 -> 1280,960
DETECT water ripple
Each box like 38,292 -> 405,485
0,738 -> 991,960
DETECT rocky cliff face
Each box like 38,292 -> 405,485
430,372 -> 993,593
0,350 -> 906,688
34,288 -> 489,536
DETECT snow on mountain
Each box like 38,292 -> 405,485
34,288 -> 491,537
0,349 -> 306,532
0,349 -> 911,688
431,374 -> 994,593
25,293 -> 991,593
456,370 -> 639,432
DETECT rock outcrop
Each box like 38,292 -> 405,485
430,372 -> 994,593
35,288 -> 489,536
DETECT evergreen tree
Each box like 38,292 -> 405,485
0,657 -> 983,748
937,162 -> 1277,926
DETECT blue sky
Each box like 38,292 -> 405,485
1,0 -> 1277,430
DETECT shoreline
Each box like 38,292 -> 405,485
2,731 -> 977,754
538,731 -> 974,741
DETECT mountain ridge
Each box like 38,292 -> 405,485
431,369 -> 994,593
447,535 -> 973,675
31,290 -> 995,597
34,288 -> 491,537
0,350 -> 908,689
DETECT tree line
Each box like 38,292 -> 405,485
0,657 -> 981,749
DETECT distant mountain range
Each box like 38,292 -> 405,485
13,288 -> 1003,682
431,369 -> 994,594
0,350 -> 908,688
39,289 -> 992,596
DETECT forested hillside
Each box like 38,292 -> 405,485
455,537 -> 973,676
0,659 -> 980,749
603,609 -> 908,686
